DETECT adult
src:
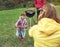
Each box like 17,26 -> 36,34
29,4 -> 60,47
38,3 -> 60,23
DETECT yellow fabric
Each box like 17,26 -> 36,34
29,18 -> 60,47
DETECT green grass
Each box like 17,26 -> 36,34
0,6 -> 60,47
0,8 -> 35,47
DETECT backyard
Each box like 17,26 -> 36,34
0,6 -> 60,47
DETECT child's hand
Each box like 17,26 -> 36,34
15,25 -> 22,28
15,25 -> 18,28
21,26 -> 24,28
22,26 -> 27,28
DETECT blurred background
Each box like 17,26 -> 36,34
0,0 -> 60,47
0,0 -> 60,10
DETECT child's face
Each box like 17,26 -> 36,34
21,16 -> 25,20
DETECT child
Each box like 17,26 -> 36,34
15,13 -> 28,42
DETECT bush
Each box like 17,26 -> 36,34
4,1 -> 15,8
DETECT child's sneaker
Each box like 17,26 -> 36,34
20,37 -> 24,42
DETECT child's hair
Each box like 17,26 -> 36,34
39,4 -> 60,23
21,13 -> 26,16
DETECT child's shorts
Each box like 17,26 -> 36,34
16,29 -> 26,38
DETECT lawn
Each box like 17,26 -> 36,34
0,6 -> 60,47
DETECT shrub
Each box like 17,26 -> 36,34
4,1 -> 15,8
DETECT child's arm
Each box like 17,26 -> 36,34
15,25 -> 22,28
15,22 -> 23,28
24,19 -> 28,28
23,24 -> 28,29
15,22 -> 18,28
15,18 -> 21,28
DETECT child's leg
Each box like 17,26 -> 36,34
17,31 -> 24,42
16,29 -> 19,37
16,28 -> 22,38
19,31 -> 24,42
16,28 -> 25,42
21,29 -> 26,38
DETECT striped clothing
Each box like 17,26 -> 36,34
17,16 -> 28,31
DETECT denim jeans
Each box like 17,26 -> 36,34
16,29 -> 26,38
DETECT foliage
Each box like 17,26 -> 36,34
0,0 -> 60,10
